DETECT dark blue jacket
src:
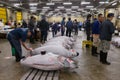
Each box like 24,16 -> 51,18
52,23 -> 58,31
66,21 -> 73,29
61,20 -> 65,26
92,20 -> 101,34
100,19 -> 115,41
9,28 -> 28,42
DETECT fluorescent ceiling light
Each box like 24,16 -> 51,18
58,6 -> 64,9
112,2 -> 117,6
29,3 -> 38,6
81,2 -> 90,5
66,9 -> 72,11
14,3 -> 20,7
78,9 -> 83,11
72,11 -> 77,13
41,10 -> 47,13
40,13 -> 45,15
86,6 -> 94,8
105,1 -> 109,4
43,7 -> 50,9
71,6 -> 79,9
30,10 -> 36,12
46,3 -> 55,5
52,0 -> 62,1
30,7 -> 37,10
63,2 -> 72,5
99,1 -> 109,4
99,2 -> 105,4
42,8 -> 48,11
55,9 -> 60,11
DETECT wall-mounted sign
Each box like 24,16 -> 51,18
16,11 -> 22,22
0,7 -> 7,23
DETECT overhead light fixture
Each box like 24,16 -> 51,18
30,7 -> 37,10
66,9 -> 72,11
81,2 -> 90,5
30,10 -> 36,12
86,6 -> 94,8
43,7 -> 50,9
112,2 -> 117,6
29,3 -> 38,6
105,1 -> 109,4
99,1 -> 109,4
14,3 -> 20,7
71,6 -> 79,9
40,12 -> 45,15
99,2 -> 105,4
52,0 -> 62,1
63,2 -> 72,5
72,11 -> 77,13
57,6 -> 64,9
78,9 -> 83,11
46,3 -> 55,5
55,9 -> 60,11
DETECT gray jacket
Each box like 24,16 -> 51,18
100,19 -> 115,41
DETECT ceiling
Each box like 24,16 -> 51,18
0,0 -> 120,17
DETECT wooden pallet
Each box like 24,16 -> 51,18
21,68 -> 59,80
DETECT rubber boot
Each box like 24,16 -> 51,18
92,46 -> 98,57
100,51 -> 103,62
102,53 -> 111,65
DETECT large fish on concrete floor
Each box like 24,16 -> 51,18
21,52 -> 76,70
112,37 -> 120,47
31,45 -> 79,58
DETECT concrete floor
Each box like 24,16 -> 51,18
0,31 -> 120,80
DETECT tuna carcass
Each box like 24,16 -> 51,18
44,36 -> 75,49
43,41 -> 72,49
21,52 -> 76,70
112,37 -> 120,47
31,45 -> 79,58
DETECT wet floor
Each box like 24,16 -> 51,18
0,31 -> 120,80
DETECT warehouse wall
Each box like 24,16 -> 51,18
47,16 -> 85,23
116,5 -> 120,28
7,9 -> 16,21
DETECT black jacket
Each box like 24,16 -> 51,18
28,19 -> 35,30
85,20 -> 91,33
100,19 -> 115,41
37,19 -> 49,31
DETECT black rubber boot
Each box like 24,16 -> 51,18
95,47 -> 99,54
92,46 -> 98,57
100,51 -> 103,62
86,44 -> 90,48
102,53 -> 111,65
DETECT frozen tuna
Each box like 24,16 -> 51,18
31,45 -> 79,58
21,52 -> 76,70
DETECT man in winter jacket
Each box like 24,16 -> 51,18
98,13 -> 115,65
92,14 -> 103,56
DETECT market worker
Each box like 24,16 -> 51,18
98,13 -> 115,65
7,28 -> 33,62
91,14 -> 103,57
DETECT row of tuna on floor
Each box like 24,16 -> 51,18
20,36 -> 79,70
